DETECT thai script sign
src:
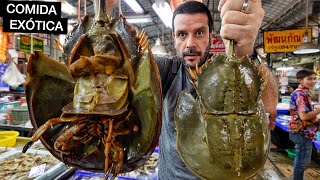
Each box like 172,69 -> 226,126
263,29 -> 312,53
210,35 -> 225,53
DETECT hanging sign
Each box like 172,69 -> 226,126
20,34 -> 43,54
314,60 -> 320,78
263,29 -> 312,53
210,35 -> 225,53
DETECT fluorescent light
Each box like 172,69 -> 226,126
152,2 -> 173,28
68,19 -> 78,24
126,15 -> 153,24
124,0 -> 144,14
276,66 -> 294,71
151,38 -> 167,55
61,1 -> 77,15
43,0 -> 77,15
293,34 -> 319,54
293,0 -> 320,55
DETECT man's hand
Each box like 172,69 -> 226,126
106,0 -> 119,16
218,0 -> 265,58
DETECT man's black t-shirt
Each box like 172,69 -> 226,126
155,56 -> 200,179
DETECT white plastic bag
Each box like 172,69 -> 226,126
1,62 -> 26,89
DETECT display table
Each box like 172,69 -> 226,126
0,137 -> 67,179
275,117 -> 290,132
314,140 -> 320,150
0,124 -> 32,137
275,116 -> 320,151
0,90 -> 25,98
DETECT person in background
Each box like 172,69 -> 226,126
289,69 -> 320,180
155,0 -> 278,179
288,86 -> 295,94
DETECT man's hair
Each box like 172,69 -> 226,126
296,69 -> 316,80
172,1 -> 213,33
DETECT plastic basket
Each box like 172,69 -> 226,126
285,148 -> 296,160
0,131 -> 19,147
317,132 -> 320,141
11,106 -> 30,125
0,101 -> 20,113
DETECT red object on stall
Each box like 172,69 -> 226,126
210,35 -> 226,54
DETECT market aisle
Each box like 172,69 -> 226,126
3,137 -> 320,179
252,148 -> 320,180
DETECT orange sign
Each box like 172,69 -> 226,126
263,29 -> 312,53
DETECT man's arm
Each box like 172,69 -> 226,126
219,0 -> 265,58
258,63 -> 279,130
299,109 -> 320,122
219,0 -> 278,129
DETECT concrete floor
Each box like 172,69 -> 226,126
252,148 -> 320,180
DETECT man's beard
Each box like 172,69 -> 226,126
178,44 -> 211,68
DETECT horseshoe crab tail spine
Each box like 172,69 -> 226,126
227,40 -> 235,58
94,0 -> 108,21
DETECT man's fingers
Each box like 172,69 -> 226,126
222,38 -> 254,58
218,0 -> 227,11
220,0 -> 263,18
219,0 -> 264,57
220,0 -> 245,17
220,24 -> 254,43
221,11 -> 250,26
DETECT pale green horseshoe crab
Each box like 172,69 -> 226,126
23,0 -> 162,178
175,41 -> 270,179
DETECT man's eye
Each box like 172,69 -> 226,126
196,31 -> 204,36
178,33 -> 185,37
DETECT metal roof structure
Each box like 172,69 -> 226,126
50,0 -> 320,55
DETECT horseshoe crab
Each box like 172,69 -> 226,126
23,0 -> 162,178
175,41 -> 270,179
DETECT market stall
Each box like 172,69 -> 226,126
0,134 -> 160,180
273,108 -> 320,164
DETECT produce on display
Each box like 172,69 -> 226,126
0,151 -> 60,179
74,151 -> 159,179
22,0 -> 162,178
175,41 -> 270,179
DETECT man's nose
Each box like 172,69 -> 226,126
186,36 -> 196,48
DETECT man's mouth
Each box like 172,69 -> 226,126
183,48 -> 201,57
184,56 -> 198,61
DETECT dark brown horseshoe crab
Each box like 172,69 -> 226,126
23,0 -> 162,178
175,41 -> 270,180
